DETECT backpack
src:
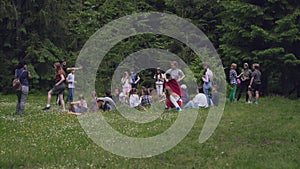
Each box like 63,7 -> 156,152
12,70 -> 24,91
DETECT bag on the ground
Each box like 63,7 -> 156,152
12,70 -> 24,91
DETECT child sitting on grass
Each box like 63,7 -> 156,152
140,87 -> 152,108
129,88 -> 140,108
89,91 -> 99,113
68,94 -> 88,115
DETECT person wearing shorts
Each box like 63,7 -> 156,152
248,63 -> 262,104
43,62 -> 66,111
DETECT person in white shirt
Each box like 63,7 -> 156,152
184,88 -> 208,108
153,67 -> 165,96
121,71 -> 131,95
165,61 -> 185,82
202,63 -> 213,106
66,70 -> 75,103
129,88 -> 141,108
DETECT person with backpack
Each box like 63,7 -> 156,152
14,61 -> 31,115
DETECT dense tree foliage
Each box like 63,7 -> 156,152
0,0 -> 299,97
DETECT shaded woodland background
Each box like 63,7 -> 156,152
0,0 -> 299,97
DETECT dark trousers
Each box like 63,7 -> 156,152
237,80 -> 250,101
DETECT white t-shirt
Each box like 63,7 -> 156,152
67,73 -> 75,88
193,93 -> 208,108
154,73 -> 165,84
122,77 -> 131,88
129,94 -> 140,108
166,68 -> 184,81
205,68 -> 213,82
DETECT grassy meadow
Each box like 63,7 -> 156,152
0,94 -> 299,169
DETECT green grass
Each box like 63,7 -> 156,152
0,94 -> 299,168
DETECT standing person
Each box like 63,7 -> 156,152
56,59 -> 67,105
121,71 -> 131,96
229,63 -> 238,102
153,67 -> 165,96
130,69 -> 141,89
66,70 -> 76,103
202,63 -> 213,106
14,61 -> 31,115
248,63 -> 262,104
166,61 -> 185,82
42,62 -> 66,111
57,59 -> 82,104
237,63 -> 252,102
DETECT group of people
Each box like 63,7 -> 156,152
15,58 -> 260,115
228,62 -> 262,104
115,61 -> 219,111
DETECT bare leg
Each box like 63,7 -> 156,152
47,90 -> 53,105
248,90 -> 252,103
255,90 -> 259,103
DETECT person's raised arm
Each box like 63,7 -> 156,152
67,65 -> 83,71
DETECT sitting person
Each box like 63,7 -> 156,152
184,87 -> 208,109
68,94 -> 88,114
211,85 -> 220,106
89,91 -> 99,112
164,73 -> 182,110
97,94 -> 116,111
140,87 -> 152,108
118,92 -> 126,104
180,84 -> 190,106
164,73 -> 182,97
165,86 -> 182,111
129,88 -> 141,108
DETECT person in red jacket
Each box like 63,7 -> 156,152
164,73 -> 182,111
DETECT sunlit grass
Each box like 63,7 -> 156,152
0,94 -> 299,168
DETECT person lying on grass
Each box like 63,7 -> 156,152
68,94 -> 88,115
